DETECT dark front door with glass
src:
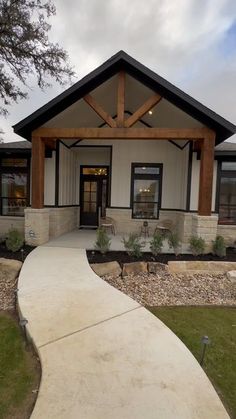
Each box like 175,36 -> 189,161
80,167 -> 108,227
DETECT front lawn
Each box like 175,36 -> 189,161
149,306 -> 236,419
0,312 -> 40,419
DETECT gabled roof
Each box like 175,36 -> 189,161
13,50 -> 236,144
215,141 -> 236,157
0,140 -> 31,149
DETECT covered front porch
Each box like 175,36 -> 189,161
42,229 -> 190,253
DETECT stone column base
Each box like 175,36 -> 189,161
25,208 -> 50,246
192,214 -> 218,251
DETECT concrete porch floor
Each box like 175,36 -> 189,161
44,228 -> 190,253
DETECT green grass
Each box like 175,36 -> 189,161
149,306 -> 236,419
0,312 -> 39,419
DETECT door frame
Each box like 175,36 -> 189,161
80,165 -> 110,227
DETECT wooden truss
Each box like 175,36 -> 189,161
31,71 -> 216,217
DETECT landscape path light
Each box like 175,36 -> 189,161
200,335 -> 210,366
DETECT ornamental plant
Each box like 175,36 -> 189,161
189,235 -> 206,256
168,232 -> 181,257
122,233 -> 144,258
6,228 -> 24,252
95,227 -> 111,255
150,232 -> 164,257
212,235 -> 226,258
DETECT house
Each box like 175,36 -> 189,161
0,51 -> 235,248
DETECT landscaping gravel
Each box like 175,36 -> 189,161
0,272 -> 18,311
102,271 -> 236,306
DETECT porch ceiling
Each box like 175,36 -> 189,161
41,74 -> 203,132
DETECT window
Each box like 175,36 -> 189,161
218,161 -> 236,224
0,156 -> 30,216
131,163 -> 162,219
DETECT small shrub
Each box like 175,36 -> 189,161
150,232 -> 164,256
168,232 -> 181,257
212,235 -> 226,258
5,228 -> 24,252
95,227 -> 111,254
189,235 -> 206,256
122,233 -> 144,258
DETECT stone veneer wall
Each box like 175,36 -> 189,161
106,208 -> 221,252
106,208 -> 180,235
0,216 -> 25,237
192,215 -> 218,251
217,224 -> 236,246
49,207 -> 78,239
25,207 -> 79,246
25,208 -> 50,246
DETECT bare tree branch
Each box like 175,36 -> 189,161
0,0 -> 75,115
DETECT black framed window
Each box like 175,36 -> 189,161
0,156 -> 30,216
131,163 -> 162,219
218,160 -> 236,224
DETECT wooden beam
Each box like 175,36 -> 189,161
117,71 -> 125,127
124,93 -> 162,128
44,138 -> 57,149
83,94 -> 116,128
198,133 -> 215,216
31,136 -> 45,209
33,127 -> 212,140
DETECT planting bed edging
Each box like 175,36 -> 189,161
168,261 -> 236,273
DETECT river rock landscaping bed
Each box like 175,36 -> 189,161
91,261 -> 236,306
0,258 -> 22,311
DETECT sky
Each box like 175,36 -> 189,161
1,0 -> 236,142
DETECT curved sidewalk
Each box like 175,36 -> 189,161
18,246 -> 229,419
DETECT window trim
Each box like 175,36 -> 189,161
0,154 -> 31,217
216,159 -> 236,225
130,162 -> 163,220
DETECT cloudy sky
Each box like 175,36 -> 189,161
1,0 -> 236,142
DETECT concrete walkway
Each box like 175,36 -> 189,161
18,245 -> 229,419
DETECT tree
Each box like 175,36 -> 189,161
0,0 -> 74,115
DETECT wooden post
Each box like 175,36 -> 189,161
117,71 -> 125,127
31,136 -> 45,209
198,133 -> 215,216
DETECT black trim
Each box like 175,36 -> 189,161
0,148 -> 31,155
55,140 -> 60,206
215,158 -> 236,224
168,140 -> 190,150
80,165 -> 109,226
130,162 -> 163,220
44,205 -> 79,208
59,139 -> 71,150
186,142 -> 193,211
0,154 -> 31,216
215,151 -> 236,158
109,206 -> 131,209
13,50 -> 236,144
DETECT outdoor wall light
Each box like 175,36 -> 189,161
200,335 -> 210,366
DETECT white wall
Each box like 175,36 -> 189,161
44,151 -> 56,206
75,139 -> 189,210
59,143 -> 77,205
190,152 -> 217,211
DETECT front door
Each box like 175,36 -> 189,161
80,167 -> 109,227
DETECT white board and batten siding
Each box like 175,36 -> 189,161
76,139 -> 189,210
